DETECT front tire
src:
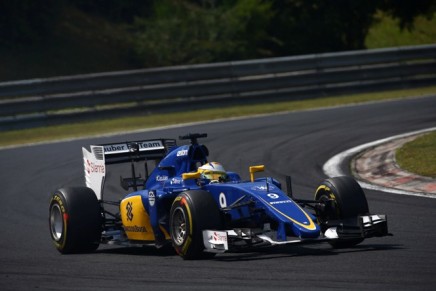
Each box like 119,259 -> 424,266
49,187 -> 102,254
170,190 -> 223,260
315,176 -> 369,248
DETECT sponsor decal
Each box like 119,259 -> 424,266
149,191 -> 156,207
177,149 -> 188,157
126,202 -> 134,221
270,200 -> 293,205
52,195 -> 66,213
156,175 -> 168,182
251,185 -> 276,191
104,144 -> 125,153
124,225 -> 147,232
210,231 -> 227,243
85,159 -> 105,174
103,140 -> 164,154
51,194 -> 67,248
170,178 -> 182,185
135,141 -> 163,150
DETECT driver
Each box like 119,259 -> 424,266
198,162 -> 227,183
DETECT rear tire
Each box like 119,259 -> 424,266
315,176 -> 369,248
170,190 -> 223,260
49,187 -> 102,254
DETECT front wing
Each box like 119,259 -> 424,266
202,214 -> 390,253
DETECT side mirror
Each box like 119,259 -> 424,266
182,172 -> 201,180
249,165 -> 265,182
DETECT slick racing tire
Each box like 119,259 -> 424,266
170,190 -> 223,260
49,187 -> 102,254
315,176 -> 369,248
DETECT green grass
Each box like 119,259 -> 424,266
1,85 -> 435,148
396,132 -> 436,178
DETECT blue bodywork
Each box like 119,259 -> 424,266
121,135 -> 321,243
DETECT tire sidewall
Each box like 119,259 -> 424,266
316,176 -> 369,219
49,192 -> 69,251
170,190 -> 222,259
315,176 -> 369,248
170,194 -> 195,257
49,187 -> 102,254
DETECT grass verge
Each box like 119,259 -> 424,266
1,85 -> 436,149
396,132 -> 436,178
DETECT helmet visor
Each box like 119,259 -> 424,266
201,170 -> 227,181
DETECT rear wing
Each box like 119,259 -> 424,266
100,139 -> 177,164
82,138 -> 176,199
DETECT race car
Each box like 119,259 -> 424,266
49,133 -> 390,259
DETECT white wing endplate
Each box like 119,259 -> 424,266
82,146 -> 105,200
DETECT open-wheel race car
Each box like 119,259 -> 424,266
49,133 -> 390,259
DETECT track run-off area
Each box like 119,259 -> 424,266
324,126 -> 436,198
1,95 -> 435,290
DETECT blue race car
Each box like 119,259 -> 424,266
49,133 -> 390,259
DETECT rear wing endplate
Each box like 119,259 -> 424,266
83,145 -> 105,200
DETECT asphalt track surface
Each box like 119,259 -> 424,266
1,96 -> 436,290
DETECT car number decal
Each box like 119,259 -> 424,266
267,193 -> 279,199
219,192 -> 227,208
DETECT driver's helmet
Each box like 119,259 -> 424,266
198,162 -> 227,182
